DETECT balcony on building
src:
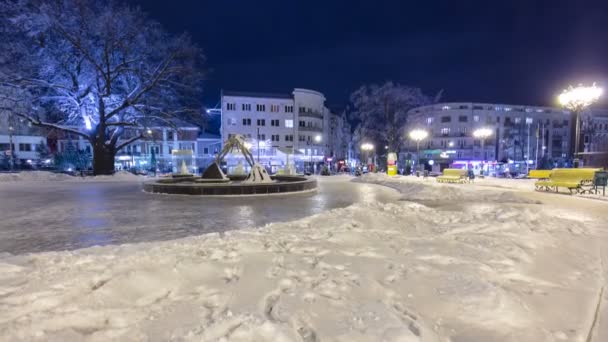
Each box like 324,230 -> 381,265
299,126 -> 323,133
299,110 -> 324,120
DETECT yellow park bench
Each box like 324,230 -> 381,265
436,168 -> 469,183
528,169 -> 552,179
535,168 -> 601,194
528,169 -> 552,190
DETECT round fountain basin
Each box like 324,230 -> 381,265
143,175 -> 317,196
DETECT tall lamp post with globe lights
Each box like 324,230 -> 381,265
558,83 -> 603,168
409,129 -> 428,175
473,128 -> 493,177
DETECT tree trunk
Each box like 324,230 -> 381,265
92,142 -> 116,175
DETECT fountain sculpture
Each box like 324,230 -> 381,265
144,135 -> 317,196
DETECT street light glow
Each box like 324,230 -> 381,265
361,143 -> 374,151
244,142 -> 252,150
558,83 -> 603,111
473,128 -> 493,139
409,129 -> 428,142
314,135 -> 322,143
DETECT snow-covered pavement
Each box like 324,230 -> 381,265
1,174 -> 607,341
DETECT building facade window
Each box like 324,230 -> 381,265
258,134 -> 266,140
458,115 -> 468,122
285,135 -> 293,142
256,104 -> 266,112
299,135 -> 306,142
426,117 -> 433,124
285,105 -> 294,113
227,118 -> 237,125
299,120 -> 306,127
242,118 -> 252,126
18,143 -> 32,152
440,128 -> 450,136
271,119 -> 280,127
441,116 -> 451,123
271,135 -> 280,142
270,104 -> 279,112
473,115 -> 480,122
285,119 -> 293,128
242,103 -> 251,111
226,103 -> 236,111
257,119 -> 266,126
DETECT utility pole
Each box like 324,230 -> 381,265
534,122 -> 539,170
8,113 -> 15,171
526,117 -> 532,174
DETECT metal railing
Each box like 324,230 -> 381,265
299,111 -> 324,119
299,126 -> 323,133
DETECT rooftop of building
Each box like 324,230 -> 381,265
197,132 -> 221,140
222,90 -> 293,100
410,102 -> 564,112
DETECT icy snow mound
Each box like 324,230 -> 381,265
0,170 -> 143,183
0,171 -> 73,182
358,173 -> 537,204
85,170 -> 143,182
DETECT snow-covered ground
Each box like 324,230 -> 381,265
1,174 -> 607,341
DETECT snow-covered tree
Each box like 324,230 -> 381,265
349,82 -> 433,153
0,0 -> 205,174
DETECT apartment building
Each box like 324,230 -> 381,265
221,88 -> 344,172
406,102 -> 573,173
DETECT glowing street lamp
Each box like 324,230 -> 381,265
360,143 -> 374,169
409,129 -> 428,173
473,128 -> 493,177
310,135 -> 322,173
558,83 -> 603,167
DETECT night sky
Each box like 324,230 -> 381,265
130,0 -> 608,109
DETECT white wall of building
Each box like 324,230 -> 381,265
0,134 -> 46,161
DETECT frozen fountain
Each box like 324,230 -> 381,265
145,135 -> 317,196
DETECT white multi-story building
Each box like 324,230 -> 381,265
406,102 -> 573,173
581,109 -> 608,167
0,113 -> 48,168
221,88 -> 345,172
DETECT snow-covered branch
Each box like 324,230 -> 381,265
115,134 -> 144,151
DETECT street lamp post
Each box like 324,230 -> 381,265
473,128 -> 493,177
525,117 -> 533,174
7,114 -> 15,172
360,143 -> 374,171
311,134 -> 322,174
558,83 -> 603,168
408,129 -> 428,176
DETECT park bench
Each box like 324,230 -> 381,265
436,168 -> 469,183
528,169 -> 553,190
534,168 -> 601,194
528,169 -> 552,179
